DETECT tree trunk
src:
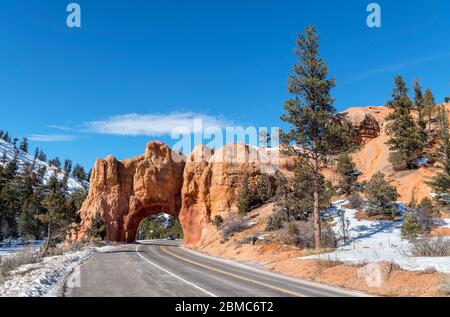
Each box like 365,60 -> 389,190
313,154 -> 321,250
42,223 -> 51,256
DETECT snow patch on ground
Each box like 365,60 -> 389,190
0,244 -> 122,297
301,200 -> 450,274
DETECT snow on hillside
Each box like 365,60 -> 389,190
301,201 -> 450,273
0,139 -> 88,192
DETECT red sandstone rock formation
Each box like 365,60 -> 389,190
75,142 -> 185,242
179,143 -> 278,245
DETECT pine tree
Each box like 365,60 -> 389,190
336,152 -> 358,195
281,26 -> 348,249
1,150 -> 6,164
423,89 -> 436,131
72,164 -> 86,182
19,137 -> 29,153
428,106 -> 450,205
64,159 -> 73,174
385,76 -> 424,170
364,172 -> 399,218
37,149 -> 47,162
401,212 -> 421,239
412,80 -> 428,151
38,174 -> 70,255
236,174 -> 258,214
48,157 -> 61,169
274,161 -> 333,224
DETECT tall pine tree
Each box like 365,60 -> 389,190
385,76 -> 424,170
281,26 -> 346,249
428,106 -> 450,205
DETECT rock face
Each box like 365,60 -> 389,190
75,142 -> 185,242
179,143 -> 277,245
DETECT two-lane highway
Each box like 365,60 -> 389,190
65,240 -> 367,297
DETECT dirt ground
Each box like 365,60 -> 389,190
190,203 -> 450,297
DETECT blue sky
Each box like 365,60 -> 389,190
0,0 -> 449,170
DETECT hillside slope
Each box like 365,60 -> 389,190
0,139 -> 87,192
343,103 -> 450,204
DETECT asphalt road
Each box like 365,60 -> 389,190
64,240 -> 368,297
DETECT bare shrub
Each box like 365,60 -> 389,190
0,251 -> 42,277
316,257 -> 343,271
221,213 -> 248,238
349,192 -> 364,209
238,234 -> 259,245
266,209 -> 289,231
281,221 -> 337,249
281,221 -> 314,249
410,237 -> 450,257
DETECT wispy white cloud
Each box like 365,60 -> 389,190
346,53 -> 450,82
45,125 -> 73,131
84,112 -> 233,136
28,134 -> 76,142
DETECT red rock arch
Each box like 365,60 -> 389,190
75,142 -> 185,242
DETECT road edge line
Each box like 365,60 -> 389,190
160,245 -> 307,297
135,245 -> 217,297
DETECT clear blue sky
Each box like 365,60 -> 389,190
1,0 -> 449,170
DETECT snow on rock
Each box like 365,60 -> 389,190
0,249 -> 95,297
0,139 -> 88,192
301,200 -> 450,274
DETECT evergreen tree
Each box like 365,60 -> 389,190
38,174 -> 71,255
48,157 -> 61,169
274,161 -> 333,224
3,131 -> 10,143
255,174 -> 276,203
18,185 -> 46,240
423,89 -> 436,131
63,159 -> 73,174
412,80 -> 428,151
364,172 -> 399,218
280,26 -> 348,249
385,76 -> 424,170
19,137 -> 29,153
428,106 -> 450,205
72,164 -> 86,182
336,152 -> 358,195
37,149 -> 47,162
1,150 -> 6,164
401,212 -> 421,239
236,174 -> 258,214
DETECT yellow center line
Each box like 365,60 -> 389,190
160,245 -> 307,297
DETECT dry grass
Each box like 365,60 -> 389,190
410,237 -> 450,257
0,251 -> 42,279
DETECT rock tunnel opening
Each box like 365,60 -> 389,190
135,213 -> 183,241
121,204 -> 181,243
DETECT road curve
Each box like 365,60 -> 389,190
65,240 -> 368,297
